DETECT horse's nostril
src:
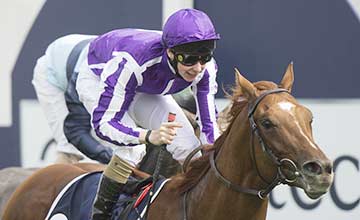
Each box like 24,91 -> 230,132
303,161 -> 322,175
324,162 -> 333,174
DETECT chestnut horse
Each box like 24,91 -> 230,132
3,63 -> 334,220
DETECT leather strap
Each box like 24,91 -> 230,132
145,130 -> 152,145
209,151 -> 260,196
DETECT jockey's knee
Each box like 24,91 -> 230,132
166,134 -> 202,163
169,146 -> 202,165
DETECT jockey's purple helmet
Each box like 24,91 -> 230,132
162,8 -> 220,49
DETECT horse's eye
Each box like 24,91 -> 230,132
261,119 -> 274,129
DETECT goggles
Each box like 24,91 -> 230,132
173,52 -> 213,66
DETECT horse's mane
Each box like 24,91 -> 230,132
169,81 -> 279,194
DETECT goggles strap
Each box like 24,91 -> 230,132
167,53 -> 183,78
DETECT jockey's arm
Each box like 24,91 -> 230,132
192,59 -> 220,145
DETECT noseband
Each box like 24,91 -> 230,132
209,88 -> 301,199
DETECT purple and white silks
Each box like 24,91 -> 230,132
86,28 -> 220,146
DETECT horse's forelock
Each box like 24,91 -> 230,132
229,80 -> 278,118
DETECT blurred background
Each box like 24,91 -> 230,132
0,0 -> 359,219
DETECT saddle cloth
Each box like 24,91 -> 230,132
45,172 -> 169,220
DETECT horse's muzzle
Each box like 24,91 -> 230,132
299,159 -> 334,199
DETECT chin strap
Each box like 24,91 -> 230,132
167,54 -> 183,78
169,57 -> 177,71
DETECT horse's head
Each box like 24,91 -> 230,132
232,63 -> 333,199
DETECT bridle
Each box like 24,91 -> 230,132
182,88 -> 301,220
209,88 -> 301,199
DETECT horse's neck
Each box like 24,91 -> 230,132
187,112 -> 269,220
218,121 -> 253,178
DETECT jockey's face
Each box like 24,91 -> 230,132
177,60 -> 206,82
167,49 -> 207,82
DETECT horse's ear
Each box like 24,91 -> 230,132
279,62 -> 294,92
234,68 -> 258,100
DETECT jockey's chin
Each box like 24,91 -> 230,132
181,71 -> 200,82
177,63 -> 205,82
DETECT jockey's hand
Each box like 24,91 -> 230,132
149,122 -> 182,146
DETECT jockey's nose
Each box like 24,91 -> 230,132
192,61 -> 203,73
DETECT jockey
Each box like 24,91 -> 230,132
32,34 -> 113,164
75,8 -> 221,219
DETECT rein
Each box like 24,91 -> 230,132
209,88 -> 301,200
